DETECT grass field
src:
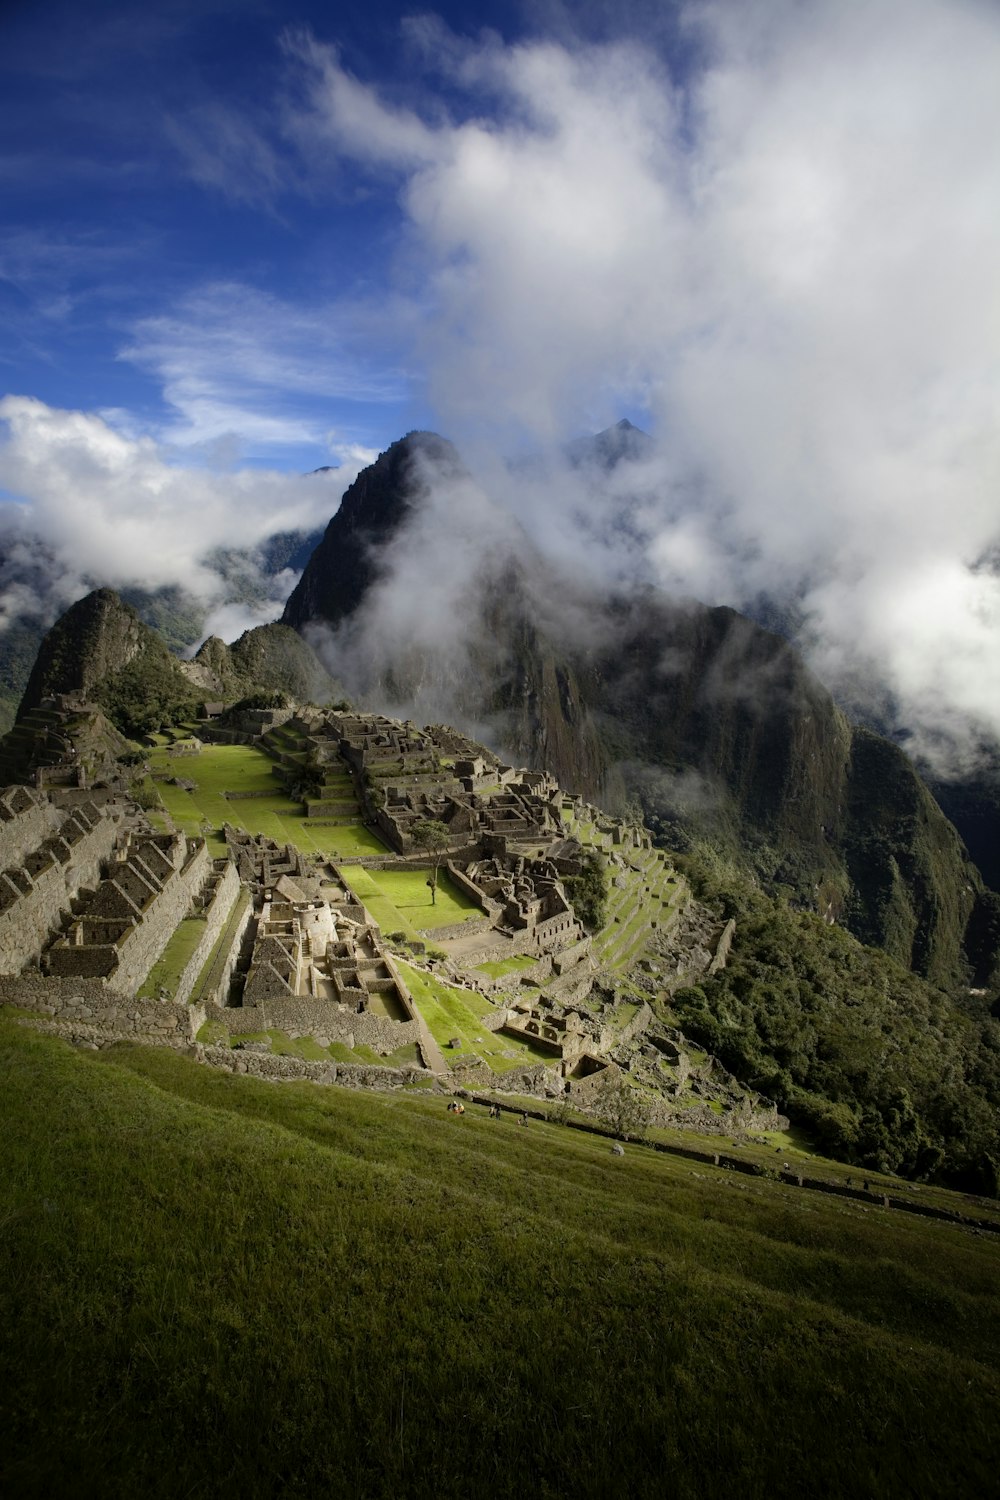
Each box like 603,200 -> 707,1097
341,865 -> 484,937
474,953 -> 541,978
367,866 -> 483,927
1,1019 -> 997,1499
397,960 -> 585,1072
143,743 -> 387,858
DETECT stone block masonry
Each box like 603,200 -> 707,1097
173,859 -> 242,1004
46,834 -> 211,997
0,796 -> 123,975
0,974 -> 200,1045
0,785 -> 59,869
202,996 -> 421,1055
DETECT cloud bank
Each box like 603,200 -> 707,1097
290,0 -> 1000,766
0,395 -> 359,638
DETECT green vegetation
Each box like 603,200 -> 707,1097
136,917 -> 205,999
474,954 -> 541,978
94,643 -> 201,737
563,847 -> 608,932
396,960 -> 549,1071
342,865 -> 482,935
595,1071 -> 653,1141
672,857 -> 1000,1194
1,1021 -> 998,1498
409,816 -> 450,903
142,742 -> 385,858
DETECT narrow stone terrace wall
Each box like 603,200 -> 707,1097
171,860 -> 242,1004
205,994 -> 421,1054
0,974 -> 198,1043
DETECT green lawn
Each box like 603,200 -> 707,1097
341,865 -> 484,938
371,867 -> 483,928
397,960 -> 552,1072
475,954 -> 541,979
144,743 -> 387,858
2,1020 -> 998,1499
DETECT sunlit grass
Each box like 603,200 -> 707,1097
2,1020 -> 998,1499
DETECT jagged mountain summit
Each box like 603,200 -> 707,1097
282,429 -> 1000,993
0,517 -> 326,735
565,416 -> 655,469
11,588 -> 336,740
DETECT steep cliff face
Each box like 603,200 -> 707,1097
281,431 -> 999,990
840,729 -> 994,989
283,433 -> 611,795
283,433 -> 464,631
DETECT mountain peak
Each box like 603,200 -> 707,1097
566,419 -> 653,470
282,431 -> 466,633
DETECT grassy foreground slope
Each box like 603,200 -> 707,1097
1,1020 -> 998,1500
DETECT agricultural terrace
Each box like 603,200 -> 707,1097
562,803 -> 687,972
142,743 -> 386,859
395,960 -> 556,1072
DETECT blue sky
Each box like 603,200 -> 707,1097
0,0 -> 465,469
0,0 -> 690,471
1,0 -> 1000,759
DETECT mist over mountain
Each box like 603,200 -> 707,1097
283,428 -> 1000,993
0,505 -> 327,734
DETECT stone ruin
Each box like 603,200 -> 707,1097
45,829 -> 210,994
0,706 -> 746,1114
220,830 -> 422,1057
0,785 -> 125,975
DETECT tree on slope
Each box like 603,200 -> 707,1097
410,818 -> 450,906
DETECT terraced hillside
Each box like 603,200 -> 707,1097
561,802 -> 694,975
143,740 -> 386,860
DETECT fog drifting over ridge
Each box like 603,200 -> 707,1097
1,0 -> 998,773
293,0 -> 1000,770
0,395 -> 365,640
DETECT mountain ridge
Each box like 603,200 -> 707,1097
280,428 -> 1000,995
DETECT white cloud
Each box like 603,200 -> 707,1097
119,281 -> 408,455
0,394 -> 357,632
166,102 -> 289,208
288,0 -> 1000,760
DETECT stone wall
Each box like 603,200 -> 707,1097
112,841 -> 212,996
0,803 -> 121,975
455,912 -> 584,967
174,860 -> 241,1004
196,1043 -> 432,1090
0,786 -> 58,868
205,995 -> 421,1055
423,914 -> 495,942
0,973 -> 198,1043
191,886 -> 254,1006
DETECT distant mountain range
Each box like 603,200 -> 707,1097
0,520 -> 324,733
